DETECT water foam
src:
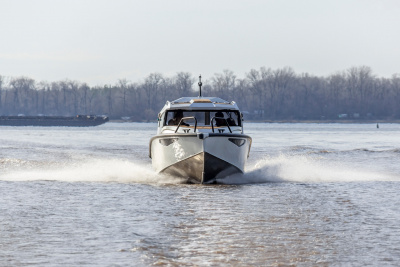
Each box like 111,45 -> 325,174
220,154 -> 399,184
1,154 -> 398,185
0,158 -> 185,184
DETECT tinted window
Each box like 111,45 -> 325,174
164,110 -> 240,126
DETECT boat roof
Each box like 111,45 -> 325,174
159,96 -> 240,113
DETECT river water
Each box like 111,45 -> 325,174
1,122 -> 400,266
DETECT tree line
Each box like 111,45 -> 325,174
1,66 -> 399,121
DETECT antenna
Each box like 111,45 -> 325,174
198,75 -> 202,97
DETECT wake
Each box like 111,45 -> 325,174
220,154 -> 400,184
0,158 -> 185,184
1,155 -> 398,184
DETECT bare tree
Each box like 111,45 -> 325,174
1,65 -> 399,120
143,73 -> 163,111
36,81 -> 51,115
327,72 -> 346,116
347,66 -> 375,115
391,74 -> 400,117
87,87 -> 99,115
211,69 -> 236,98
58,80 -> 70,114
270,67 -> 296,118
80,83 -> 90,114
50,82 -> 61,115
103,85 -> 114,116
68,81 -> 80,114
9,77 -> 35,114
246,69 -> 263,117
0,75 -> 3,113
233,78 -> 249,112
117,79 -> 129,115
174,72 -> 195,96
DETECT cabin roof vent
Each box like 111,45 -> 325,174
190,99 -> 212,103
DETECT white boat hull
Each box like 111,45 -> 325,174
149,133 -> 252,183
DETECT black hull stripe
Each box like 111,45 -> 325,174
160,152 -> 242,184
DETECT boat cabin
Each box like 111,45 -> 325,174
157,97 -> 244,134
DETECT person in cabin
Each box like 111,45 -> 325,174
168,111 -> 188,126
215,111 -> 227,127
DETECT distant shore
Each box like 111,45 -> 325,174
110,119 -> 400,124
249,120 -> 400,124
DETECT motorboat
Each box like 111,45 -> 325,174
149,76 -> 252,184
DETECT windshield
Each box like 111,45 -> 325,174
164,110 -> 241,127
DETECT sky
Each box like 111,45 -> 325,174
1,0 -> 400,86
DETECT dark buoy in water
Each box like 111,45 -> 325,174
377,123 -> 379,128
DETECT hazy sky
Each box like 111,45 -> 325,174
1,0 -> 399,85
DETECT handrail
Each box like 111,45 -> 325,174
175,116 -> 197,133
211,116 -> 232,133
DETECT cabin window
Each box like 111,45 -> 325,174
164,110 -> 241,127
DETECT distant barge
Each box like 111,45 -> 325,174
0,115 -> 109,127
